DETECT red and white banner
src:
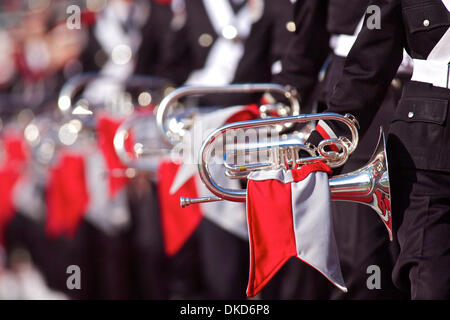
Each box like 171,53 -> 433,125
316,120 -> 340,152
245,162 -> 347,297
158,104 -> 260,256
47,114 -> 133,238
158,160 -> 203,257
83,114 -> 132,235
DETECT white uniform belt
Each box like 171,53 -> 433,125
411,59 -> 450,89
329,34 -> 357,58
329,17 -> 364,58
330,33 -> 414,76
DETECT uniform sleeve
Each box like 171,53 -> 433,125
325,0 -> 406,139
272,0 -> 331,106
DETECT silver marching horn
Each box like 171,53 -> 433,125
180,114 -> 393,240
113,113 -> 172,173
114,83 -> 303,173
155,83 -> 301,147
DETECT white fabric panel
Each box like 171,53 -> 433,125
13,172 -> 46,222
168,106 -> 249,239
169,105 -> 246,194
84,151 -> 131,235
291,171 -> 347,292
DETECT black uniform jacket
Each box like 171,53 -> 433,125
325,0 -> 450,172
158,0 -> 295,105
274,0 -> 370,107
80,0 -> 172,76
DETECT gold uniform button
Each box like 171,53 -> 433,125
391,78 -> 402,89
423,19 -> 430,27
198,33 -> 213,47
286,21 -> 296,32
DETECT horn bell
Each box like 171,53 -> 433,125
329,128 -> 392,241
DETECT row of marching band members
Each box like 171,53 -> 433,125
0,1 -> 167,299
205,0 -> 450,300
0,0 -> 395,300
3,0 -> 447,300
0,0 -> 299,299
146,0 -> 410,300
152,0 -> 405,300
0,0 -> 173,299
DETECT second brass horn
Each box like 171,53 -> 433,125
113,113 -> 172,173
180,114 -> 392,240
156,83 -> 301,146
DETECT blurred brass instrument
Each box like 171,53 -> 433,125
58,73 -> 173,173
180,114 -> 393,240
155,83 -> 301,147
114,83 -> 304,172
113,112 -> 172,173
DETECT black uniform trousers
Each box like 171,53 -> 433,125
388,81 -> 450,300
196,219 -> 250,300
127,177 -> 171,299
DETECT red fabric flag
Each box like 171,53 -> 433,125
246,162 -> 347,297
96,114 -> 134,198
225,104 -> 260,123
46,152 -> 89,239
157,104 -> 261,257
157,160 -> 203,257
81,10 -> 97,27
0,133 -> 29,244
